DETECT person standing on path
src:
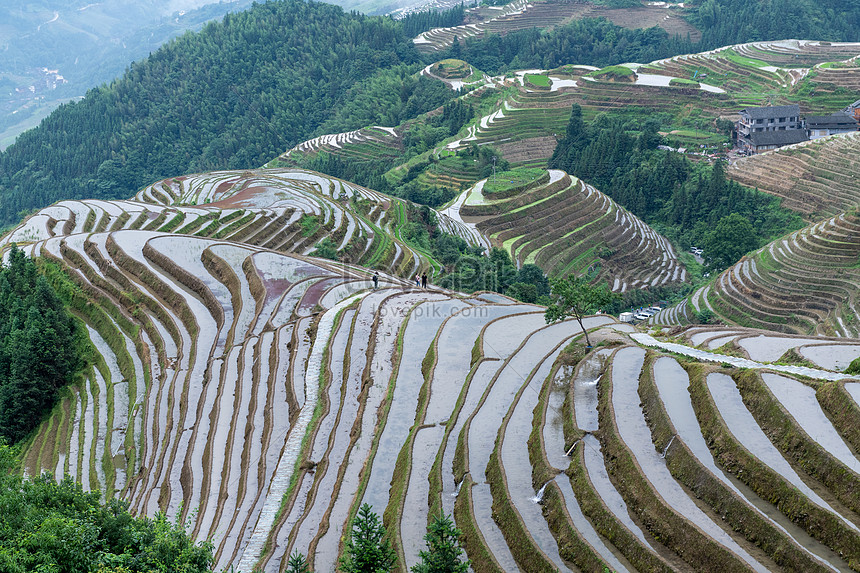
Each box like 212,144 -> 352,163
421,272 -> 428,289
372,271 -> 379,290
415,273 -> 421,288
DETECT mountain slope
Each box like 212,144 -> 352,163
0,0 -> 422,227
0,0 -> 256,149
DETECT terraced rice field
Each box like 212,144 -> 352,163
9,176 -> 860,573
9,34 -> 860,571
733,40 -> 860,67
413,0 -> 699,53
2,168 -> 486,280
727,132 -> 860,220
278,126 -> 402,166
653,210 -> 860,338
457,169 -> 685,292
413,0 -> 592,53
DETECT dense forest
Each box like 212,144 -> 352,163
0,245 -> 83,443
549,105 -> 803,270
452,18 -> 694,74
693,0 -> 860,48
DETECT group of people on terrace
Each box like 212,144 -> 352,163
371,270 -> 429,289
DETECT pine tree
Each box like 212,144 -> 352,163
412,514 -> 470,573
339,504 -> 396,573
287,551 -> 311,573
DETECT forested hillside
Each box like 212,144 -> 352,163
0,0 -> 430,226
694,0 -> 860,48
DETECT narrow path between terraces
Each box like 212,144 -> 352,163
630,333 -> 860,381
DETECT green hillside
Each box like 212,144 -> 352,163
0,0 -> 430,227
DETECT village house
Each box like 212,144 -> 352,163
806,112 -> 859,139
845,99 -> 860,122
736,104 -> 805,153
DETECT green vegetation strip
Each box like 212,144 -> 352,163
158,211 -> 186,232
548,346 -> 673,573
639,354 -> 829,572
817,381 -> 860,453
684,363 -> 860,568
454,475 -> 504,573
597,349 -> 751,572
733,369 -> 860,517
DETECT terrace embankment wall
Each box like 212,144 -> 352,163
639,354 -> 831,572
597,349 -> 755,572
684,363 -> 860,568
733,369 -> 860,517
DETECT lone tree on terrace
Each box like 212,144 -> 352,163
339,504 -> 396,573
544,276 -> 617,347
412,513 -> 470,573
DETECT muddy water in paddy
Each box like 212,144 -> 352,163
573,349 -> 612,433
427,305 -> 539,426
763,373 -> 860,474
613,349 -> 769,572
581,434 -> 654,549
690,330 -> 743,347
550,350 -> 655,551
707,373 -> 860,533
439,359 -> 506,517
312,293 -> 424,572
480,311 -> 547,360
738,335 -> 822,362
472,482 -> 520,570
846,383 -> 860,407
554,474 -> 632,572
362,297 -> 462,514
287,309 -> 355,559
403,304 -> 526,559
544,364 -> 575,470
654,359 -> 845,570
707,334 -> 742,349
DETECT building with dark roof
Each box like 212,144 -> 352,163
737,104 -> 802,152
845,99 -> 860,122
747,129 -> 809,153
806,112 -> 858,139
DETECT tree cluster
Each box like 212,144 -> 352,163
0,246 -> 82,443
399,4 -> 466,38
549,105 -> 803,271
288,503 -> 469,573
438,246 -> 549,302
0,445 -> 213,572
693,0 -> 860,49
452,18 -> 695,74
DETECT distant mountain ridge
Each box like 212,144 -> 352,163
0,0 -> 257,148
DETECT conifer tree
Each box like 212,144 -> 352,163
339,504 -> 396,573
412,513 -> 469,573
